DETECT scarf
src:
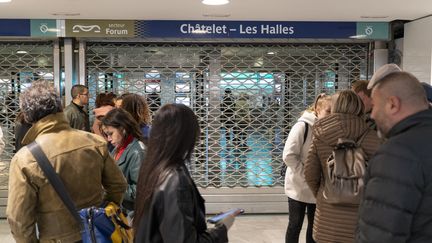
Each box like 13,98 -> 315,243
114,134 -> 134,161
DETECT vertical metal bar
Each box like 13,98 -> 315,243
57,19 -> 65,37
366,42 -> 372,79
207,51 -> 222,187
64,38 -> 74,105
53,40 -> 61,96
79,41 -> 86,85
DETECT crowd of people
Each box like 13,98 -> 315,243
3,63 -> 432,242
283,64 -> 432,243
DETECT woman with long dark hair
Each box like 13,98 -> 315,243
134,104 -> 236,242
100,108 -> 146,214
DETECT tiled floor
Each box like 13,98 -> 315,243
228,214 -> 306,243
0,220 -> 14,243
0,214 -> 306,243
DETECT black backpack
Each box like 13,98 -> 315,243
322,129 -> 369,205
281,122 -> 309,177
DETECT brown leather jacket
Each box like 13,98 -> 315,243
6,113 -> 127,243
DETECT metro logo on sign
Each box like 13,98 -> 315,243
31,20 -> 58,37
356,22 -> 389,40
72,25 -> 101,33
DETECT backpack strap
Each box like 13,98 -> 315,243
281,121 -> 310,177
356,129 -> 369,146
302,122 -> 309,145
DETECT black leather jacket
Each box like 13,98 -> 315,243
135,164 -> 228,243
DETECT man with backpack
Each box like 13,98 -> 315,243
356,66 -> 432,243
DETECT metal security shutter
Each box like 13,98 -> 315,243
0,41 -> 55,217
0,41 -> 55,172
86,43 -> 369,192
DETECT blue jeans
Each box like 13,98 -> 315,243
286,197 -> 316,243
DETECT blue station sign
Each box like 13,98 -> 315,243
0,19 -> 389,40
136,21 -> 389,40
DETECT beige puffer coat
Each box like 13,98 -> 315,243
304,113 -> 381,243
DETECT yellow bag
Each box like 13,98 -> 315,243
104,202 -> 134,243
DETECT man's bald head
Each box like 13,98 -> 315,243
374,71 -> 428,109
371,71 -> 429,137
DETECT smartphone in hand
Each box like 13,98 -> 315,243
207,208 -> 244,224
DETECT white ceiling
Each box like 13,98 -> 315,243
0,0 -> 431,22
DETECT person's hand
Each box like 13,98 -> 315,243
216,214 -> 235,230
215,209 -> 242,230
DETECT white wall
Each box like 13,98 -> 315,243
404,16 -> 432,84
374,49 -> 389,73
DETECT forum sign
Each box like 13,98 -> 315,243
65,20 -> 135,37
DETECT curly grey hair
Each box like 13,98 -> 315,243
20,81 -> 63,123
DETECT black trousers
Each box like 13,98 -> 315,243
286,197 -> 316,243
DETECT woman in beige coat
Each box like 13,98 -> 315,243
304,90 -> 381,243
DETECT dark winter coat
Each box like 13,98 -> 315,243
134,164 -> 228,243
356,108 -> 432,243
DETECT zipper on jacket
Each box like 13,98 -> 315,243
88,208 -> 97,243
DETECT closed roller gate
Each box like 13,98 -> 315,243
0,42 -> 56,185
0,42 -> 56,216
86,42 -> 370,212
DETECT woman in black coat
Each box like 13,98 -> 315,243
133,104 -> 239,243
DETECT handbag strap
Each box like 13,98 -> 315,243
27,141 -> 82,227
